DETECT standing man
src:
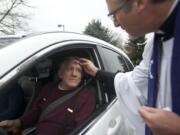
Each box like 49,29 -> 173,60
80,0 -> 180,135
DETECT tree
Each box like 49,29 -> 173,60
83,19 -> 123,48
0,0 -> 30,35
124,36 -> 147,65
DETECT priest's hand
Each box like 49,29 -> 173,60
138,106 -> 180,135
77,58 -> 98,77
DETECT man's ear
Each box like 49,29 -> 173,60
134,0 -> 148,13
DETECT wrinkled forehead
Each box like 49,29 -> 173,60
59,57 -> 82,71
67,59 -> 82,69
69,59 -> 80,65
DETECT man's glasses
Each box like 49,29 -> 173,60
107,0 -> 130,21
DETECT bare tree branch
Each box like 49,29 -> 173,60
0,0 -> 18,23
0,0 -> 30,35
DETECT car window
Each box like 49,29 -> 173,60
100,47 -> 130,73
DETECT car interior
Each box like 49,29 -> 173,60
0,47 -> 117,135
19,48 -> 106,113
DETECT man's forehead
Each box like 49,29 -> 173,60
68,60 -> 81,67
107,0 -> 122,10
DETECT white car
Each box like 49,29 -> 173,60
0,31 -> 134,135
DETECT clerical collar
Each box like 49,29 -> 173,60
158,1 -> 179,41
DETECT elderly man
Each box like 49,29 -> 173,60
80,0 -> 180,135
0,56 -> 96,135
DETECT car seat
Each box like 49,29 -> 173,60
19,59 -> 53,113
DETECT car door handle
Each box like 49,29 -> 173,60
107,116 -> 122,135
107,116 -> 135,135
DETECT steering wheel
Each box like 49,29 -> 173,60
0,127 -> 8,135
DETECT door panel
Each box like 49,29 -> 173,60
84,99 -> 135,135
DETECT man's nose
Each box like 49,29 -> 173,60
72,69 -> 77,76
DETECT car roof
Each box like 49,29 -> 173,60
0,31 -> 130,78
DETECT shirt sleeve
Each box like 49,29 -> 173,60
19,99 -> 41,128
95,70 -> 116,93
19,83 -> 51,128
114,35 -> 153,107
113,36 -> 154,135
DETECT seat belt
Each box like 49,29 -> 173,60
38,78 -> 92,121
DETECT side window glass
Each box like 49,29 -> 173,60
101,47 -> 128,73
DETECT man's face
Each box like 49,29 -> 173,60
106,0 -> 149,37
59,59 -> 82,90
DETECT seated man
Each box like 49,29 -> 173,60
0,83 -> 25,120
0,56 -> 96,135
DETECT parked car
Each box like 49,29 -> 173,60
0,31 -> 134,135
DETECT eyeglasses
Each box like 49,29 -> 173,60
107,0 -> 130,21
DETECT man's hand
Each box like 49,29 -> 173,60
77,58 -> 98,77
0,120 -> 21,128
138,106 -> 180,135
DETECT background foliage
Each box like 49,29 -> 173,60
0,0 -> 30,35
83,19 -> 123,48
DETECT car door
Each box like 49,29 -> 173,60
79,45 -> 135,135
